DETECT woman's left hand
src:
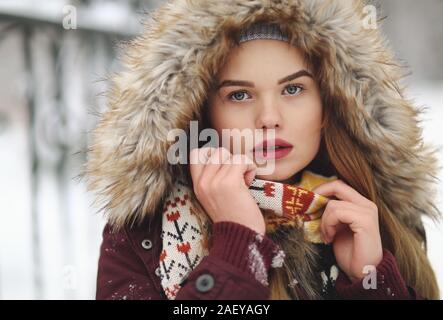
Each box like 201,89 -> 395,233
312,180 -> 383,283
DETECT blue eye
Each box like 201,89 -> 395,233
283,84 -> 303,96
229,91 -> 251,101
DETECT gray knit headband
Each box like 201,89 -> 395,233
238,23 -> 289,43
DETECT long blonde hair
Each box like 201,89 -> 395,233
267,80 -> 440,299
322,108 -> 439,299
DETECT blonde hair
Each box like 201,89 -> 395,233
268,81 -> 440,299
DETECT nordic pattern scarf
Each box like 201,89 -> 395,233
159,170 -> 338,299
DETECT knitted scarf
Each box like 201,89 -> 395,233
159,170 -> 338,299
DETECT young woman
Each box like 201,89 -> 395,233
85,0 -> 440,300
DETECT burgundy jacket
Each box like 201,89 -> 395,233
96,213 -> 421,300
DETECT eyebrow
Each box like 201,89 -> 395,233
216,69 -> 313,90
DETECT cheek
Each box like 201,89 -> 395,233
286,102 -> 323,149
209,104 -> 251,132
287,99 -> 322,130
208,104 -> 224,132
208,105 -> 238,149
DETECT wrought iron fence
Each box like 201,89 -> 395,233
0,0 -> 161,299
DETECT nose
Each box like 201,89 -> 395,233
255,97 -> 282,130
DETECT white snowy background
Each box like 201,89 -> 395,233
0,0 -> 442,299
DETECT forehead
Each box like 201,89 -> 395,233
217,39 -> 309,79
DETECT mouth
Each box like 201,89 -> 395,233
253,138 -> 294,160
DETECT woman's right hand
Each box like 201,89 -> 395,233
190,147 -> 266,235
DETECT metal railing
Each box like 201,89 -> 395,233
0,0 -> 160,299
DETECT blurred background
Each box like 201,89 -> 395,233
0,0 -> 442,299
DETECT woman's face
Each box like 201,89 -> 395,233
207,39 -> 323,182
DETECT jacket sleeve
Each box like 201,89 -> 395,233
175,221 -> 284,300
334,248 -> 423,300
95,224 -> 164,300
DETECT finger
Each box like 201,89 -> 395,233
229,154 -> 257,186
244,168 -> 257,186
189,147 -> 214,182
324,199 -> 366,214
312,180 -> 374,209
212,148 -> 234,180
321,203 -> 358,243
200,147 -> 232,181
320,200 -> 362,240
321,199 -> 379,242
214,154 -> 257,187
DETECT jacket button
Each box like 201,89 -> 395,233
155,266 -> 161,277
141,239 -> 153,250
195,274 -> 214,293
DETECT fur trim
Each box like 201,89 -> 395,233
84,0 -> 441,235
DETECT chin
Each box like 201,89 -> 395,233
255,163 -> 301,182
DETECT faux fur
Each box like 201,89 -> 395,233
84,0 -> 440,242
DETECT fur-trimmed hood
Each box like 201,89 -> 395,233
84,0 -> 440,240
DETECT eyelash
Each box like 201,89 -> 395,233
227,84 -> 304,102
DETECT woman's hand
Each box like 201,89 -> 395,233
189,147 -> 266,235
312,180 -> 383,283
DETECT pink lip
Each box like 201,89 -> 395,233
257,147 -> 292,160
253,138 -> 294,160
